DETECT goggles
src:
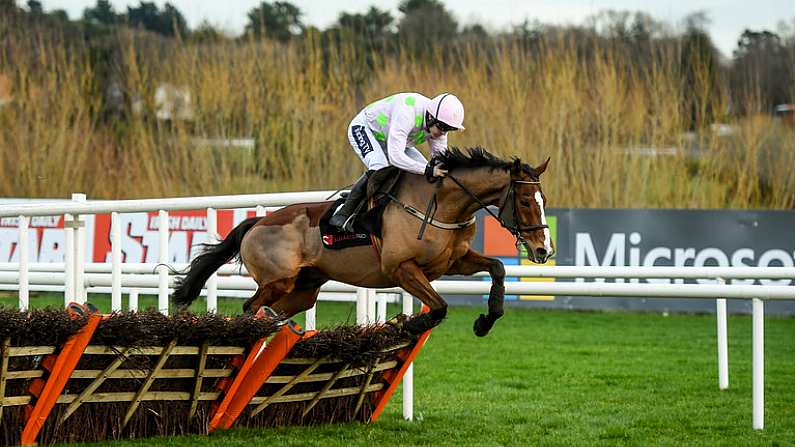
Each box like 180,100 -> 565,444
425,111 -> 459,133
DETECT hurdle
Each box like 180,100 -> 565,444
0,305 -> 431,446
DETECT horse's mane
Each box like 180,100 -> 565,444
435,147 -> 537,178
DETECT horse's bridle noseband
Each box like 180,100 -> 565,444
446,175 -> 548,248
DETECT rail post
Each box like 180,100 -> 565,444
401,291 -> 414,421
356,288 -> 367,325
752,297 -> 764,430
305,304 -> 316,330
376,293 -> 387,323
716,278 -> 729,390
64,208 -> 74,307
18,215 -> 29,311
73,193 -> 87,305
111,212 -> 122,312
367,289 -> 377,323
128,289 -> 139,311
158,210 -> 169,315
206,207 -> 218,313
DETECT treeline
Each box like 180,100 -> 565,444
2,0 -> 795,118
1,0 -> 794,207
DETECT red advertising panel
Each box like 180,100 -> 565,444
92,209 -> 256,263
0,215 -> 67,262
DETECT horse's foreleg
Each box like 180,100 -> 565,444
391,259 -> 448,334
446,250 -> 506,337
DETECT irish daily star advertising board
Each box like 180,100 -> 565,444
0,209 -> 255,264
1,205 -> 793,314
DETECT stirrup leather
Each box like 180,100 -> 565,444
341,213 -> 357,233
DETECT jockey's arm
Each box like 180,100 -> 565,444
405,146 -> 430,166
428,133 -> 448,159
386,107 -> 427,175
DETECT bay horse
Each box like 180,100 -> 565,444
172,148 -> 553,336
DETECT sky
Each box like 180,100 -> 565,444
38,0 -> 795,58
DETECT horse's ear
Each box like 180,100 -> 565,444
536,157 -> 550,175
512,158 -> 521,173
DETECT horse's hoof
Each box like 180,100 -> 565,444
66,302 -> 86,317
257,306 -> 279,319
286,319 -> 305,336
473,314 -> 493,337
255,306 -> 287,327
403,314 -> 432,335
402,320 -> 421,335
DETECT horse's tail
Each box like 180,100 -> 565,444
172,216 -> 260,309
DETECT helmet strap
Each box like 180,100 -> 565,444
424,111 -> 435,132
435,93 -> 451,119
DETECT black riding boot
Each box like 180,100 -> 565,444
329,172 -> 370,232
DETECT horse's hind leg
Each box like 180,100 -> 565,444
243,276 -> 298,314
239,224 -> 306,315
267,268 -> 327,319
244,283 -> 320,319
243,286 -> 276,313
271,286 -> 321,320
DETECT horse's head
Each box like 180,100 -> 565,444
499,157 -> 554,264
434,147 -> 554,263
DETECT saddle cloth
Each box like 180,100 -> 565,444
318,167 -> 402,250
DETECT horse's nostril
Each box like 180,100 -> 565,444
536,247 -> 547,258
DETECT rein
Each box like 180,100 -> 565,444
446,174 -> 548,247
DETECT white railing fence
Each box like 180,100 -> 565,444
2,191 -> 795,430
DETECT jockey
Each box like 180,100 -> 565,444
329,92 -> 466,232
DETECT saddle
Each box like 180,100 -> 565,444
319,167 -> 402,250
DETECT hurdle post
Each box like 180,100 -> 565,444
20,312 -> 101,445
209,321 -> 311,431
370,304 -> 430,423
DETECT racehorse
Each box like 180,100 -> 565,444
172,147 -> 553,336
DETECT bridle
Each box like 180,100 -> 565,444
446,175 -> 548,248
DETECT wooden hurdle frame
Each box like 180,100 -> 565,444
0,307 -> 431,446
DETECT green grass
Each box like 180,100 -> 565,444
2,293 -> 794,446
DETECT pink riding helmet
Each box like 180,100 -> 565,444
427,93 -> 465,130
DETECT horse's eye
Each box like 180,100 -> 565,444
519,199 -> 531,207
